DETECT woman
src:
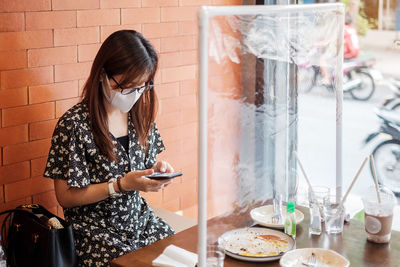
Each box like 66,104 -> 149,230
344,13 -> 359,60
44,30 -> 175,266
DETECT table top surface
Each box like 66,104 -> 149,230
111,205 -> 400,267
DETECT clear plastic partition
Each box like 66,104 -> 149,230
198,4 -> 344,266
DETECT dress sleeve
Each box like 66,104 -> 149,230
145,123 -> 166,169
43,119 -> 91,188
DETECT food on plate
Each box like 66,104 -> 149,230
223,231 -> 289,257
280,248 -> 350,267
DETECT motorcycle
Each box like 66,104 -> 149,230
298,54 -> 383,101
364,107 -> 400,194
380,77 -> 400,111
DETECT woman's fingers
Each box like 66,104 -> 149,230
146,178 -> 171,192
159,161 -> 167,172
165,162 -> 174,173
133,169 -> 154,178
122,169 -> 154,192
155,160 -> 174,173
125,168 -> 174,192
161,180 -> 172,188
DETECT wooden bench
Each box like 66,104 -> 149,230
151,206 -> 197,233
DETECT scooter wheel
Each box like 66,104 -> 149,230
349,71 -> 375,101
371,139 -> 400,194
390,103 -> 400,111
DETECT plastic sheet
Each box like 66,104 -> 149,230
198,4 -> 344,266
209,11 -> 341,67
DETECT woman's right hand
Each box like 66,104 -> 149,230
121,169 -> 172,192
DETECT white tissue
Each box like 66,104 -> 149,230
152,245 -> 198,267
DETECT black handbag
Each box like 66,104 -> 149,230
0,204 -> 78,267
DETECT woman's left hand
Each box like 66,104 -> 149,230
153,160 -> 174,173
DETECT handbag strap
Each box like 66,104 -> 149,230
20,204 -> 67,223
0,208 -> 41,219
0,204 -> 61,238
0,206 -> 48,221
16,204 -> 53,216
0,208 -> 45,237
0,204 -> 61,219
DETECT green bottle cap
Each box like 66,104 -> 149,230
287,201 -> 295,213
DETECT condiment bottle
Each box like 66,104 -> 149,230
284,201 -> 296,239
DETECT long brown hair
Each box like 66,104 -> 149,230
82,30 -> 158,161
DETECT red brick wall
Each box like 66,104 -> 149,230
0,0 -> 241,219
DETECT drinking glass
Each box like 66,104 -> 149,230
206,244 -> 225,267
308,186 -> 330,235
323,195 -> 345,234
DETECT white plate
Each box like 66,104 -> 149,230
218,227 -> 295,262
250,205 -> 304,229
280,248 -> 350,267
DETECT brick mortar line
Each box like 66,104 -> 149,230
24,11 -> 26,31
26,81 -> 30,106
27,121 -> 31,141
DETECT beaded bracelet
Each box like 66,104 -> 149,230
117,177 -> 128,194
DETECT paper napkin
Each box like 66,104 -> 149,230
152,245 -> 198,267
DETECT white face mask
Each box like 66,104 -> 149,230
102,74 -> 142,113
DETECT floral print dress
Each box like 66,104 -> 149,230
44,101 -> 174,266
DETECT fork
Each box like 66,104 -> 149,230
271,195 -> 282,224
302,252 -> 317,267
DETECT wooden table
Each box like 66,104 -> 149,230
111,205 -> 400,267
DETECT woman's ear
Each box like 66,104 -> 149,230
100,68 -> 107,80
100,73 -> 108,84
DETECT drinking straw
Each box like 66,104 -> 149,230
369,154 -> 382,204
293,151 -> 316,199
293,150 -> 325,220
327,157 -> 368,225
341,157 -> 368,205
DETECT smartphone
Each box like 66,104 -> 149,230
145,172 -> 183,180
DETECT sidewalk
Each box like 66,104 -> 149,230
359,30 -> 400,78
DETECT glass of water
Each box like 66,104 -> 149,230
206,244 -> 225,267
308,186 -> 330,235
323,195 -> 345,234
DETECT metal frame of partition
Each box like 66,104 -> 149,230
197,4 -> 344,266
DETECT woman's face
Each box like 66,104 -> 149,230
101,73 -> 153,113
104,74 -> 152,97
108,75 -> 145,91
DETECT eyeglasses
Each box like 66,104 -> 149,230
110,76 -> 154,95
